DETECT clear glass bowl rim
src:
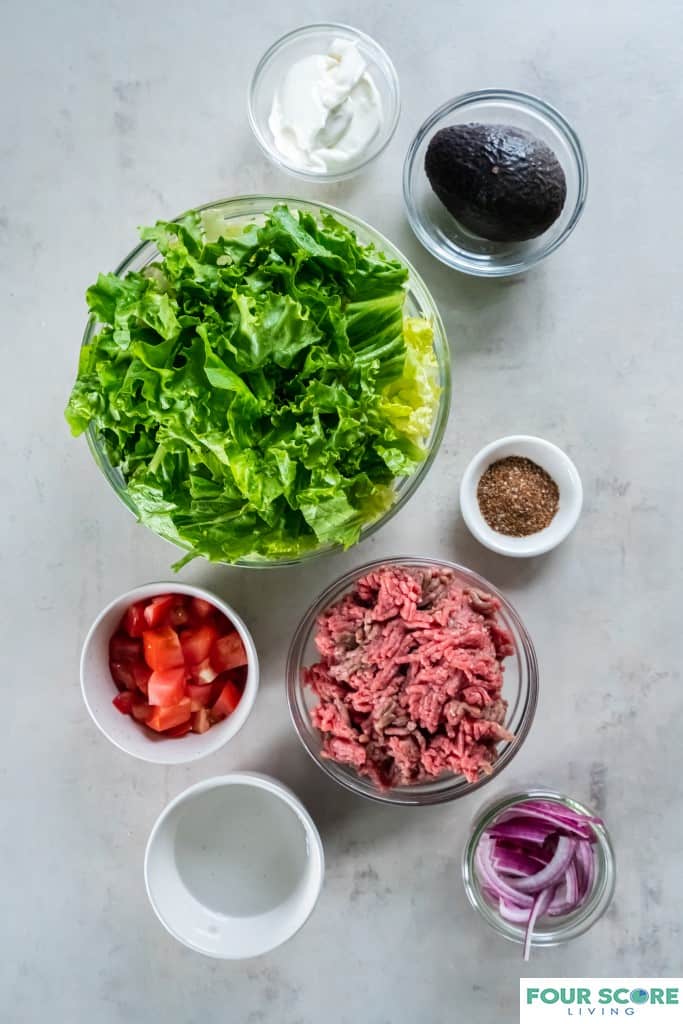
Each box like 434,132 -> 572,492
82,195 -> 451,568
461,787 -> 616,946
286,555 -> 539,805
247,22 -> 402,183
402,88 -> 589,277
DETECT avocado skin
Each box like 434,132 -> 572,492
425,123 -> 567,242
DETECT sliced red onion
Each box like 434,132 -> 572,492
499,897 -> 532,924
492,848 -> 548,877
475,836 -> 534,907
524,887 -> 553,961
473,797 -> 605,961
511,836 -> 577,894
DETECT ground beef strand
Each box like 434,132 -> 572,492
304,565 -> 515,790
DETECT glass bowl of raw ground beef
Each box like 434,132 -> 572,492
286,557 -> 538,805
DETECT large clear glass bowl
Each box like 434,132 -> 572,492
82,196 -> 451,568
286,557 -> 538,805
462,788 -> 616,949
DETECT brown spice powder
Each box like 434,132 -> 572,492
477,456 -> 559,537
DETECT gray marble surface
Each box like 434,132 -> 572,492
3,1 -> 682,1021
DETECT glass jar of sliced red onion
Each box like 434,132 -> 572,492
462,789 -> 615,960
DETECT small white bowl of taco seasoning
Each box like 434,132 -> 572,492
459,435 -> 582,557
144,773 -> 325,958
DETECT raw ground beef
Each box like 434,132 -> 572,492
304,564 -> 516,790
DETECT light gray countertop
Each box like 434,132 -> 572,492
3,1 -> 682,1021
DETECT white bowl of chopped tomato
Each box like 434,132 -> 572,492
80,583 -> 259,763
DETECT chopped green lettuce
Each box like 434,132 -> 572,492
65,205 -> 441,564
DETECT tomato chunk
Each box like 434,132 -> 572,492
165,720 -> 192,738
112,691 -> 135,715
211,632 -> 248,673
122,601 -> 147,638
180,625 -> 218,667
191,708 -> 211,734
110,632 -> 142,663
130,660 -> 151,694
168,603 -> 190,627
110,660 -> 136,691
144,595 -> 174,628
191,597 -> 215,620
146,698 -> 192,733
148,666 -> 187,707
131,700 -> 152,723
187,682 -> 214,708
143,626 -> 184,671
212,679 -> 242,718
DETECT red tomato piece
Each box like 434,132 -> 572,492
122,601 -> 146,638
148,666 -> 187,707
212,679 -> 242,718
146,698 -> 192,733
187,682 -> 214,708
191,708 -> 211,734
143,626 -> 184,671
180,625 -> 218,667
110,660 -> 136,691
165,720 -> 192,738
110,632 -> 142,663
144,595 -> 175,628
189,657 -> 217,685
168,603 -> 190,627
130,660 -> 151,694
192,597 -> 215,620
213,612 -> 235,637
131,699 -> 152,723
211,632 -> 248,673
112,691 -> 135,715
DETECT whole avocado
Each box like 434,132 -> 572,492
424,123 -> 567,242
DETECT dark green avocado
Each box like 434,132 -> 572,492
425,123 -> 567,242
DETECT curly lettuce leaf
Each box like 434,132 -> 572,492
65,205 -> 442,564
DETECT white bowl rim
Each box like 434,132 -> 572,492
144,772 -> 325,959
247,21 -> 401,183
80,582 -> 260,764
459,434 -> 583,557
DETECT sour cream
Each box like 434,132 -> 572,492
268,38 -> 383,174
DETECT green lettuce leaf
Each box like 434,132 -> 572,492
65,205 -> 442,564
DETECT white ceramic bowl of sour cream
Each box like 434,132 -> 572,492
459,435 -> 583,557
145,773 -> 325,959
248,23 -> 400,181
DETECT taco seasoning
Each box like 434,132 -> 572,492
477,456 -> 559,536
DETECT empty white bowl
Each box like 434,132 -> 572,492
144,773 -> 325,958
80,582 -> 259,764
459,435 -> 582,557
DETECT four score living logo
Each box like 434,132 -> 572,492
520,980 -> 683,1021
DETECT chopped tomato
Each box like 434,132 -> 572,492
230,664 -> 248,688
131,660 -> 151,694
110,632 -> 142,663
146,698 -> 192,733
212,679 -> 242,718
123,601 -> 147,637
180,625 -> 218,666
112,691 -> 135,715
110,660 -> 136,692
148,666 -> 187,707
187,682 -> 213,709
143,626 -> 184,671
144,595 -> 175,628
211,632 -> 248,673
191,597 -> 214,620
189,657 -> 217,685
165,720 -> 192,738
168,602 -> 190,627
191,708 -> 211,734
214,611 -> 236,636
131,700 -> 152,723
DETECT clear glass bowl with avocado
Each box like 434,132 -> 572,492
403,90 -> 587,277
